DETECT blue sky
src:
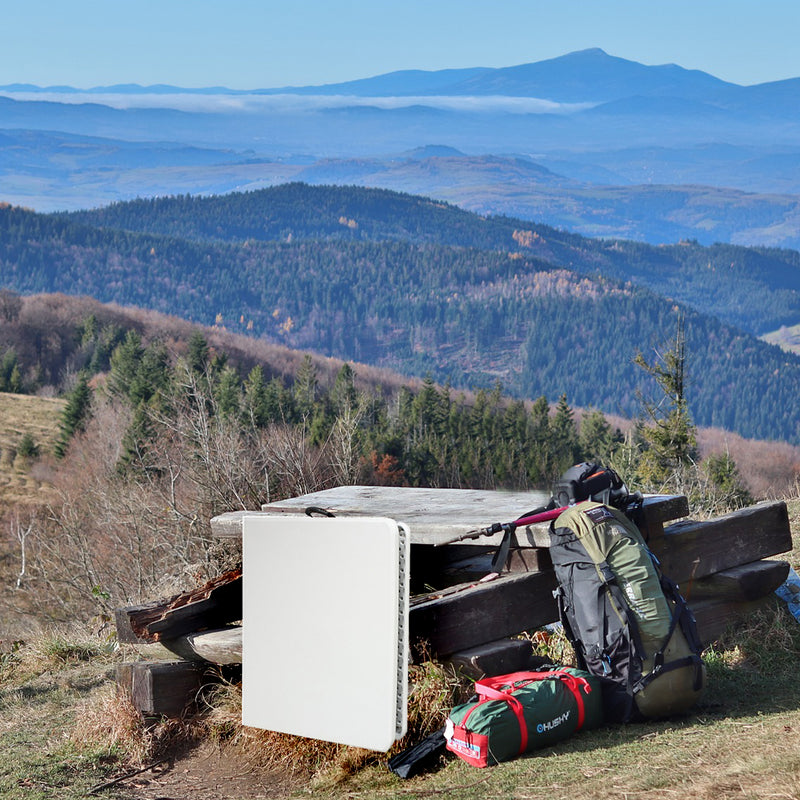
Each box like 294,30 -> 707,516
2,0 -> 799,90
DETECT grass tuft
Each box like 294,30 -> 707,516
70,685 -> 151,765
19,629 -> 116,672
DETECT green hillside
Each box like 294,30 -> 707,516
64,183 -> 800,336
1,191 -> 799,443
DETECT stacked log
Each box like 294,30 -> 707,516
115,571 -> 243,717
115,490 -> 794,716
409,499 -> 792,669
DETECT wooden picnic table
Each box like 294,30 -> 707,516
210,485 -> 690,546
117,488 -> 794,714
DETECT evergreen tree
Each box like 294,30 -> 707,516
579,408 -> 616,464
266,376 -> 295,423
293,354 -> 318,419
527,395 -> 552,485
331,363 -> 358,413
108,330 -> 145,400
116,400 -> 159,475
243,365 -> 270,427
550,393 -> 579,475
17,432 -> 39,459
187,331 -> 210,375
0,349 -> 22,393
634,312 -> 699,491
131,342 -> 170,406
54,372 -> 92,458
79,313 -> 99,347
701,451 -> 752,512
215,365 -> 242,419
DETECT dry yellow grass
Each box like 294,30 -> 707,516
0,391 -> 64,507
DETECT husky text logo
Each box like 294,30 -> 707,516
537,710 -> 571,733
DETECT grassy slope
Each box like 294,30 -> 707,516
0,506 -> 797,799
0,392 -> 64,508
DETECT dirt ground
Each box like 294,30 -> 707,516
110,743 -> 303,800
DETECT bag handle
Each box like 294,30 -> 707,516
472,677 -> 528,754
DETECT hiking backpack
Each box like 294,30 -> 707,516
549,501 -> 705,722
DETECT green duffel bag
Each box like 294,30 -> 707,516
444,668 -> 604,767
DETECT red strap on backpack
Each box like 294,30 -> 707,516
471,670 -> 593,755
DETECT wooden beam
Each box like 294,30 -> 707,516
686,560 -> 790,603
410,543 -> 551,591
443,638 -> 546,680
115,570 -> 242,644
654,502 -> 792,584
116,660 -> 206,717
629,494 -> 689,542
408,502 -> 790,658
692,595 -> 780,648
137,568 -> 789,668
159,627 -> 243,665
409,571 -> 559,659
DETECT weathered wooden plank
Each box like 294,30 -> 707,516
409,569 -> 782,661
686,560 -> 790,603
629,494 -> 689,542
212,489 -> 688,548
409,571 -> 559,659
116,660 -> 205,717
161,627 -> 243,665
408,502 -> 791,658
210,511 -> 250,540
443,638 -> 546,680
654,502 -> 792,584
114,570 -> 242,644
213,487 -> 551,546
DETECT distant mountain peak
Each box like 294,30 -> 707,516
404,145 -> 466,159
563,47 -> 610,57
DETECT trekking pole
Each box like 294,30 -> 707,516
435,504 -> 568,547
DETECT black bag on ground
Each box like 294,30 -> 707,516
549,501 -> 705,723
388,728 -> 447,778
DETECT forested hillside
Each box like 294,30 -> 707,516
0,292 -> 626,494
2,191 -> 800,443
64,184 -> 800,336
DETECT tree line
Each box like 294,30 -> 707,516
3,192 -> 800,444
63,183 -> 800,336
56,318 -> 747,505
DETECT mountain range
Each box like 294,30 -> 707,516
2,184 -> 800,445
3,49 -> 800,248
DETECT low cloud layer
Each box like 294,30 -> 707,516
0,89 -> 594,115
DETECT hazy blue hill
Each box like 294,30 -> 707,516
255,48 -> 736,103
728,77 -> 800,116
584,95 -> 736,118
0,128 -> 241,170
269,48 -> 799,114
403,145 -> 467,159
263,67 -> 493,96
295,153 -> 572,191
443,48 -> 736,102
4,49 -> 800,243
0,94 -> 204,142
